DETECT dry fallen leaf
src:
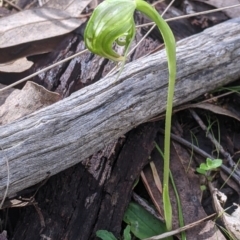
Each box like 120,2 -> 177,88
0,81 -> 61,125
0,0 -> 93,63
0,8 -> 83,49
0,58 -> 33,72
42,0 -> 92,17
0,34 -> 68,64
0,7 -> 86,63
189,103 -> 240,122
141,166 -> 164,219
195,0 -> 240,18
210,184 -> 240,240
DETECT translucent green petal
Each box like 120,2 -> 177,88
84,0 -> 136,61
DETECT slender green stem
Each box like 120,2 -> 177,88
169,172 -> 186,240
136,0 -> 176,230
155,143 -> 186,240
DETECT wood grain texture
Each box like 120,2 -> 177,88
1,18 -> 240,200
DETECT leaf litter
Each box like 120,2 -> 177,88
0,0 -> 91,63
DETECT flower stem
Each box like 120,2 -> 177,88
136,0 -> 176,230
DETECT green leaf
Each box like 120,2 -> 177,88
196,167 -> 207,175
163,184 -> 172,231
206,158 -> 222,169
123,225 -> 131,240
196,158 -> 222,175
123,202 -> 166,239
96,230 -> 118,240
199,163 -> 209,171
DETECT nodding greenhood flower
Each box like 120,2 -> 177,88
84,0 -> 136,62
84,0 -> 176,232
84,0 -> 176,68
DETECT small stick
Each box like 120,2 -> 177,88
137,3 -> 240,28
143,212 -> 216,240
158,129 -> 240,185
3,0 -> 22,11
189,109 -> 240,177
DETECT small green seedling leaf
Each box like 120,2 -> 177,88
196,158 -> 222,175
123,202 -> 166,239
206,158 -> 222,169
96,230 -> 118,240
196,168 -> 207,175
200,185 -> 207,191
123,225 -> 131,240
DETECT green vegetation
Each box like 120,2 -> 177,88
196,158 -> 222,177
155,143 -> 186,240
96,225 -> 131,240
96,202 -> 166,240
123,202 -> 166,239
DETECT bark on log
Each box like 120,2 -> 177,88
1,18 -> 240,200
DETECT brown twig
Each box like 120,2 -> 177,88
159,129 -> 240,185
143,212 -> 216,240
137,3 -> 240,28
189,109 -> 240,178
3,0 -> 22,11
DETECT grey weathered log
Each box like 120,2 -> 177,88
1,18 -> 240,201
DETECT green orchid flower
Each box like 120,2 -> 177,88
84,0 -> 176,231
84,0 -> 136,61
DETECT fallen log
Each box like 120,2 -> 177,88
1,18 -> 240,200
